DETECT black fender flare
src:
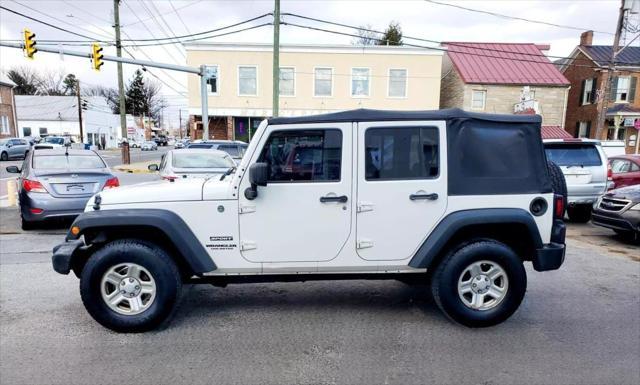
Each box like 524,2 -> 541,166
409,208 -> 543,269
66,209 -> 216,274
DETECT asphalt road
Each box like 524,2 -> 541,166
0,210 -> 638,385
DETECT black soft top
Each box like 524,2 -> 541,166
269,108 -> 551,196
268,108 -> 542,125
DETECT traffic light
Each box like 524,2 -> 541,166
91,43 -> 104,71
81,99 -> 88,111
23,29 -> 37,59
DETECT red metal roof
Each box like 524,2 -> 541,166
541,125 -> 572,139
444,43 -> 570,86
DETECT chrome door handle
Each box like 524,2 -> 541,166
320,195 -> 348,203
409,193 -> 438,201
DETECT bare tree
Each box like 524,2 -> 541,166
351,24 -> 378,45
83,85 -> 120,114
144,78 -> 167,124
38,70 -> 67,95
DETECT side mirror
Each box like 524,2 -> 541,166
249,162 -> 268,187
148,164 -> 159,172
5,143 -> 12,148
6,166 -> 20,173
245,162 -> 269,200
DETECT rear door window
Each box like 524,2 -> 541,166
216,144 -> 241,157
544,144 -> 602,167
33,155 -> 106,169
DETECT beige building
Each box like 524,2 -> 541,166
186,43 -> 442,141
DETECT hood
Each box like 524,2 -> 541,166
605,185 -> 640,202
92,178 -> 207,207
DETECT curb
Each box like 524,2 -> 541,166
113,166 -> 153,174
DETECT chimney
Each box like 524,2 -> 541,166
580,30 -> 593,46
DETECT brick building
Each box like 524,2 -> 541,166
0,75 -> 17,138
560,31 -> 640,154
440,42 -> 571,138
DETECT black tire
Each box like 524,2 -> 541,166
431,240 -> 527,327
0,152 -> 8,161
547,161 -> 567,215
567,205 -> 591,222
80,239 -> 182,332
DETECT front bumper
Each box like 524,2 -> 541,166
52,239 -> 84,275
592,208 -> 640,233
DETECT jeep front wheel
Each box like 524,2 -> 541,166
431,240 -> 526,327
80,239 -> 182,332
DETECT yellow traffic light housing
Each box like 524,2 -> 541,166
23,29 -> 37,59
91,43 -> 104,71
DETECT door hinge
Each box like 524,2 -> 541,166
239,205 -> 255,214
240,241 -> 257,251
357,201 -> 374,213
357,239 -> 374,249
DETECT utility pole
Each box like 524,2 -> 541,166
595,0 -> 626,141
272,0 -> 280,117
113,0 -> 129,163
200,65 -> 209,139
179,109 -> 182,139
76,80 -> 84,144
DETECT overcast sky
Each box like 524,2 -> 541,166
0,0 -> 632,127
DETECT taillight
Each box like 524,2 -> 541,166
103,177 -> 120,189
607,163 -> 613,180
554,194 -> 565,219
22,179 -> 47,193
30,208 -> 43,214
162,175 -> 178,181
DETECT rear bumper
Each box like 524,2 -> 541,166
532,219 -> 566,272
592,209 -> 640,233
20,191 -> 89,222
52,239 -> 84,275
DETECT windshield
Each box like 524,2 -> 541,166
172,152 -> 235,168
45,137 -> 65,145
545,144 -> 602,167
0,139 -> 8,146
33,155 -> 106,169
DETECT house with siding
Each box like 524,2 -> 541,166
560,31 -> 640,154
440,42 -> 571,139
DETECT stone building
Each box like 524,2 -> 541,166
560,31 -> 640,154
440,42 -> 571,138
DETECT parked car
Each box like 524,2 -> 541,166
186,140 -> 248,163
6,149 -> 118,230
174,139 -> 189,149
35,136 -> 67,150
592,184 -> 640,241
141,141 -> 158,151
148,149 -> 236,181
609,155 -> 640,189
543,139 -> 609,222
52,109 -> 566,332
0,138 -> 30,161
153,135 -> 168,147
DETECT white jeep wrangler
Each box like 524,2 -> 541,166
52,109 -> 567,332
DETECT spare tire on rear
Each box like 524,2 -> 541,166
547,161 -> 567,217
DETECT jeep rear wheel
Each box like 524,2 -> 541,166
80,239 -> 182,332
431,240 -> 526,327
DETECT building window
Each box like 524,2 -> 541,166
39,127 -> 48,136
388,69 -> 407,98
577,121 -> 591,138
314,67 -> 333,97
279,67 -> 295,97
471,90 -> 486,110
351,68 -> 370,97
0,115 -> 8,134
205,65 -> 219,94
23,127 -> 31,137
607,127 -> 626,141
581,78 -> 594,105
615,76 -> 630,102
238,66 -> 257,96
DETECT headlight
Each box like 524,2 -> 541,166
630,203 -> 640,211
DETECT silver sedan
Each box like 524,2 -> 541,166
148,149 -> 235,181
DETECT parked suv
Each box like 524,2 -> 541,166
52,109 -> 566,332
153,135 -> 168,147
543,139 -> 609,222
0,138 -> 30,161
592,185 -> 640,240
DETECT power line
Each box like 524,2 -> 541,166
140,0 -> 186,59
61,0 -> 112,25
282,13 -> 633,66
170,1 -> 192,35
424,0 -> 615,36
121,0 -> 204,27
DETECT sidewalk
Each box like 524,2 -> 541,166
112,161 -> 154,174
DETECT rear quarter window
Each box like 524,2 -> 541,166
545,144 -> 602,167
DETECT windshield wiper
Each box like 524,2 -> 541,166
219,167 -> 237,181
